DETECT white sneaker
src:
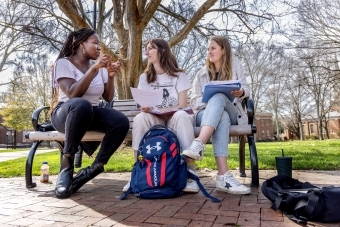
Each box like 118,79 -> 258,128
216,172 -> 251,195
183,169 -> 199,193
182,139 -> 205,161
122,181 -> 130,192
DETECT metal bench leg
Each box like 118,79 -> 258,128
74,146 -> 83,168
247,134 -> 259,186
25,141 -> 42,188
55,141 -> 65,162
238,135 -> 246,177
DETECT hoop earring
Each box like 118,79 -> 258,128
83,48 -> 86,54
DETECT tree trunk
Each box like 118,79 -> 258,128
275,110 -> 280,141
53,0 -> 220,99
13,130 -> 17,149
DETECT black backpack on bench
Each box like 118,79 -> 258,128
261,175 -> 340,224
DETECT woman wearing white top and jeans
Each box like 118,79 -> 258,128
122,38 -> 198,193
183,36 -> 251,195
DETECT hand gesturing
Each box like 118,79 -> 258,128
106,59 -> 122,78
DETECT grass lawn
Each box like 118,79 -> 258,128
0,148 -> 32,153
0,147 -> 54,153
0,139 -> 339,178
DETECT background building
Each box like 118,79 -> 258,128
0,116 -> 32,148
255,112 -> 274,141
282,110 -> 340,140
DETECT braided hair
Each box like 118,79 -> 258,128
50,28 -> 96,113
57,28 -> 96,59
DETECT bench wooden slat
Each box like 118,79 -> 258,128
26,125 -> 253,142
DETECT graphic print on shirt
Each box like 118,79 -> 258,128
151,81 -> 177,108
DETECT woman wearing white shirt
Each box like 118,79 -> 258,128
123,38 -> 198,193
51,28 -> 129,199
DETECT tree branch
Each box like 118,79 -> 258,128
137,0 -> 147,15
140,0 -> 162,30
156,5 -> 206,37
168,0 -> 218,47
55,0 -> 88,29
208,8 -> 272,20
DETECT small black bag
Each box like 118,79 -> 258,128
261,175 -> 340,224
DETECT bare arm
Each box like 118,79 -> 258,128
58,55 -> 112,98
57,67 -> 98,98
102,60 -> 122,101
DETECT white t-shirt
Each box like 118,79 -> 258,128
138,72 -> 191,108
53,58 -> 108,106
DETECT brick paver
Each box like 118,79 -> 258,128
0,170 -> 339,227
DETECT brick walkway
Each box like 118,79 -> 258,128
1,170 -> 339,227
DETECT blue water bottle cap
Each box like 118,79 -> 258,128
43,161 -> 48,164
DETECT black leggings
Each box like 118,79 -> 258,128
51,98 -> 129,164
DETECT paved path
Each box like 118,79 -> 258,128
1,170 -> 339,227
0,149 -> 57,162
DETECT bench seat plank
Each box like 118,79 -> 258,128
26,125 -> 254,142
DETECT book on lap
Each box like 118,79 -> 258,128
150,107 -> 194,116
202,80 -> 241,103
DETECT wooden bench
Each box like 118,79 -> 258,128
25,98 -> 258,188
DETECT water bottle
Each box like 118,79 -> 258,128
40,162 -> 49,183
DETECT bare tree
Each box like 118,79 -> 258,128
8,0 -> 275,99
294,48 -> 339,140
0,1 -> 36,80
294,0 -> 340,49
278,56 -> 312,140
0,53 -> 52,130
236,41 -> 283,112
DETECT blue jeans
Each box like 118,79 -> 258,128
51,98 -> 130,164
195,93 -> 237,157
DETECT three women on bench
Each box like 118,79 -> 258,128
51,27 -> 250,198
51,28 -> 129,199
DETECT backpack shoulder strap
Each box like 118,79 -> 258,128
120,186 -> 133,200
285,189 -> 320,225
272,181 -> 285,210
187,170 -> 221,203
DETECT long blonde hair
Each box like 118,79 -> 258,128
206,36 -> 233,81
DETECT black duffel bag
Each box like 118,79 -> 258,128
261,175 -> 340,224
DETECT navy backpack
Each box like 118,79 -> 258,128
120,124 -> 220,202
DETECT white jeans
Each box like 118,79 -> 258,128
132,111 -> 195,152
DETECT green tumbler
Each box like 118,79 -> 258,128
275,156 -> 292,177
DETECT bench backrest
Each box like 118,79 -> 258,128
112,99 -> 137,128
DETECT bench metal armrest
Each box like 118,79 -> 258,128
31,106 -> 50,131
242,98 -> 255,125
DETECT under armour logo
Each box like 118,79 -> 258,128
146,142 -> 162,154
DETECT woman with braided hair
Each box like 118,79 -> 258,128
51,28 -> 129,199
